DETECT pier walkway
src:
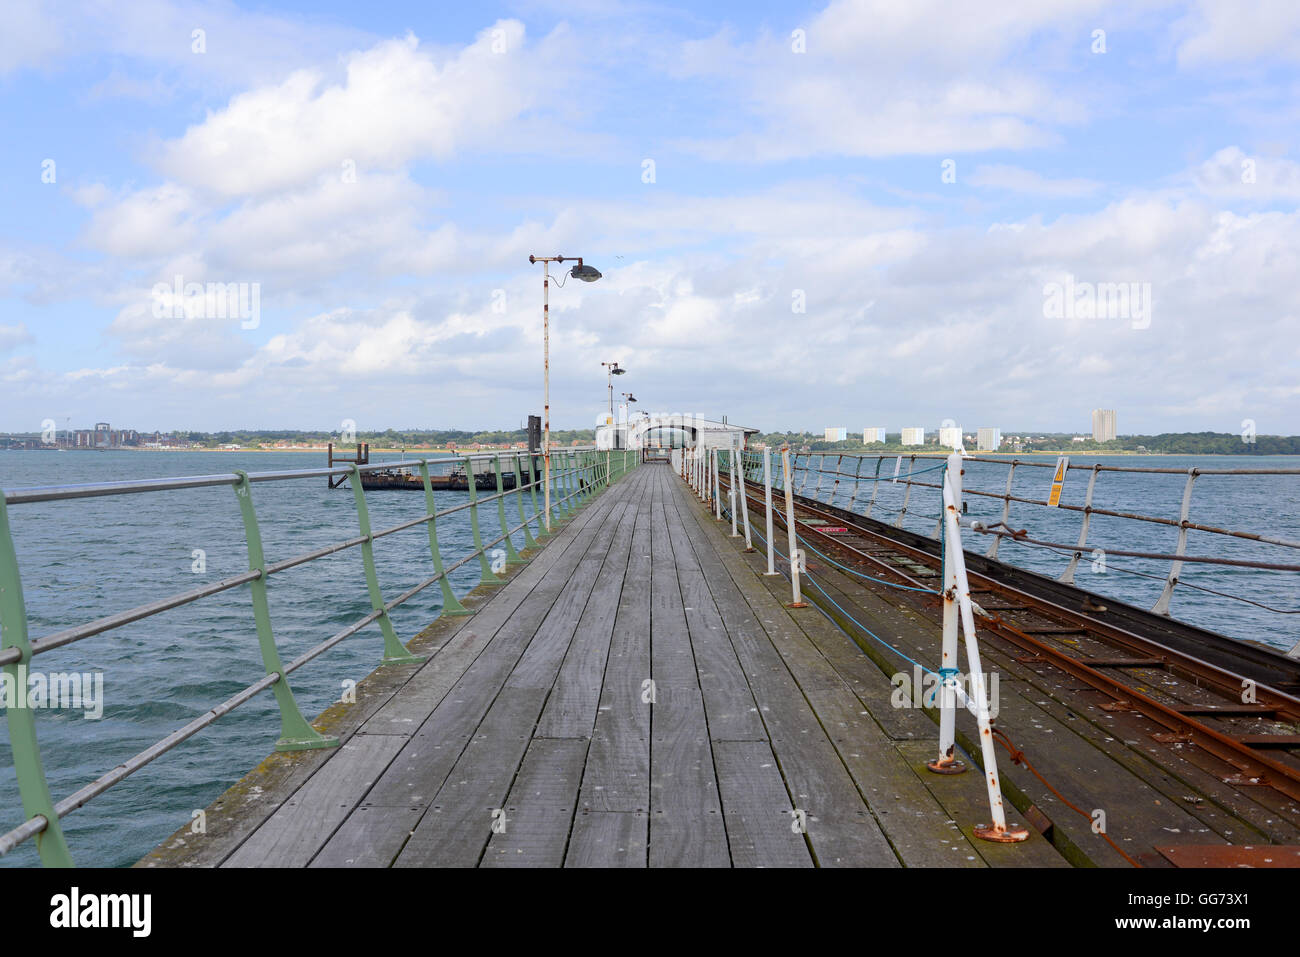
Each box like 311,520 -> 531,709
143,462 -> 1056,868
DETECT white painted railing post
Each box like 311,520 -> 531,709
781,447 -> 807,607
895,456 -> 915,527
763,448 -> 778,575
847,455 -> 865,512
1059,464 -> 1101,584
728,447 -> 739,537
930,455 -> 1028,844
713,449 -> 723,521
1152,468 -> 1199,616
736,447 -> 754,551
987,462 -> 1017,559
929,453 -> 964,775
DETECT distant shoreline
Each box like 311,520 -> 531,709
8,447 -> 1297,458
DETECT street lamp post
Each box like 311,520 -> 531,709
528,254 -> 602,532
601,361 -> 625,448
621,393 -> 637,452
601,361 -> 625,419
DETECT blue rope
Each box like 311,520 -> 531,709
717,456 -> 966,695
740,516 -> 940,681
925,667 -> 962,707
732,457 -> 948,596
891,460 -> 951,477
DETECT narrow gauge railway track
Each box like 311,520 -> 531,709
720,474 -> 1300,808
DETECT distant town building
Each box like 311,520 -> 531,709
938,425 -> 963,449
70,423 -> 141,449
901,427 -> 925,446
1092,408 -> 1117,442
863,427 -> 886,444
977,427 -> 1001,451
824,427 -> 847,442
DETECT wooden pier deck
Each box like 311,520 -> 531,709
139,459 -> 1300,869
142,462 -> 1077,868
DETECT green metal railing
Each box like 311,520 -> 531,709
0,447 -> 640,865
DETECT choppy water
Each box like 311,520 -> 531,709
791,453 -> 1299,651
0,450 -> 522,867
0,450 -> 1295,868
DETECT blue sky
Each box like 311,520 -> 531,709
2,0 -> 1299,435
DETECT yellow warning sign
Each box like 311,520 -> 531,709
1047,455 -> 1068,507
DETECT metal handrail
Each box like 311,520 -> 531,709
740,448 -> 1300,634
0,446 -> 641,864
3,451 -> 551,505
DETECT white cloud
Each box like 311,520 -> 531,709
672,0 -> 1109,160
969,164 -> 1103,197
1191,146 -> 1300,201
0,0 -> 373,89
7,2 -> 1300,435
36,175 -> 1300,432
1174,0 -> 1300,65
0,324 -> 34,353
0,1 -> 63,75
155,23 -> 579,198
82,184 -> 197,259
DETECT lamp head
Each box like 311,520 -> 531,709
571,264 -> 601,282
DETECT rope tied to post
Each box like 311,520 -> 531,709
924,666 -> 963,707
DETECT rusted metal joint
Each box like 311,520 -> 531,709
973,823 -> 1031,843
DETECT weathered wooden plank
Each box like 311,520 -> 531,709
661,494 -> 766,741
396,490 -> 640,866
648,476 -> 729,867
360,476 -> 638,736
681,499 -> 990,866
895,740 -> 1068,867
669,478 -> 899,867
481,738 -> 588,867
713,740 -> 812,867
309,805 -> 424,867
361,487 -> 633,809
803,689 -> 984,867
534,494 -> 640,736
566,811 -> 647,867
223,733 -> 408,867
396,692 -> 550,867
578,502 -> 653,812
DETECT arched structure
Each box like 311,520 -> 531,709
597,412 -> 758,451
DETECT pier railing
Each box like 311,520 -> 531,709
748,450 -> 1300,653
680,444 -> 1026,842
0,447 -> 639,866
